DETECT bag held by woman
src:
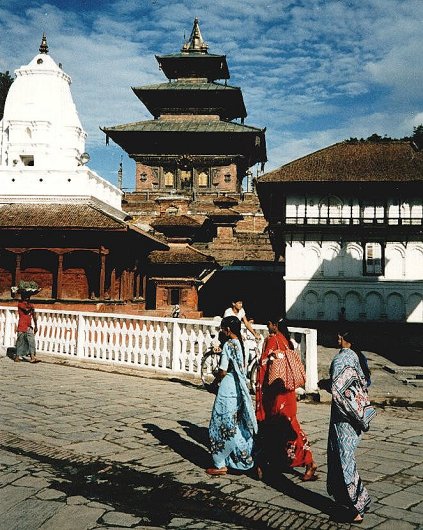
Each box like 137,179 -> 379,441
268,347 -> 306,390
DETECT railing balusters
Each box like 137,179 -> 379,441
0,306 -> 318,391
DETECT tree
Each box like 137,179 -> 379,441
0,71 -> 14,120
412,124 -> 423,150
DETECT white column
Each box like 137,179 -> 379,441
305,328 -> 318,392
76,313 -> 86,358
4,308 -> 15,347
171,321 -> 182,372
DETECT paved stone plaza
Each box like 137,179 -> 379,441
0,350 -> 422,530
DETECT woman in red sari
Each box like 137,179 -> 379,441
255,318 -> 317,481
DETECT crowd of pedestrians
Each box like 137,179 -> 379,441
206,298 -> 376,525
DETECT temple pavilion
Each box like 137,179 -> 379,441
0,36 -> 167,312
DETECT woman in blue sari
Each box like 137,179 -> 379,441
206,316 -> 258,475
319,330 -> 376,523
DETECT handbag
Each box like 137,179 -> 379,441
267,338 -> 306,390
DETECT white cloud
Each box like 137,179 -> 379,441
0,0 -> 422,182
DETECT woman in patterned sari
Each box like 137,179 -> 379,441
319,330 -> 376,523
255,318 -> 317,481
206,316 -> 257,476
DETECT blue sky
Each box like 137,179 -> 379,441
1,0 -> 422,189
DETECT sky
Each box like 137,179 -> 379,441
1,0 -> 422,190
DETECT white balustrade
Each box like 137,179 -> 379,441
0,306 -> 319,391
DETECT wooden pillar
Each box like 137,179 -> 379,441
56,254 -> 63,299
15,254 -> 22,285
99,247 -> 108,299
120,270 -> 126,301
135,273 -> 141,299
129,269 -> 135,300
111,269 -> 116,299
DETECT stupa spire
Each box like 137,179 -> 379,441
39,33 -> 49,54
181,18 -> 208,53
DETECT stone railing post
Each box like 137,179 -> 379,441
76,313 -> 86,358
305,328 -> 318,392
171,320 -> 182,372
3,308 -> 15,348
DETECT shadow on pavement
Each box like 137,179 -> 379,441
148,420 -> 350,523
144,422 -> 211,468
264,471 -> 338,516
178,420 -> 210,448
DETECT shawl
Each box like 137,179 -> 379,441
330,348 -> 376,432
225,339 -> 258,434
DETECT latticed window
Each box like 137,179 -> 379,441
362,200 -> 385,223
198,171 -> 209,187
180,170 -> 192,188
364,243 -> 383,275
164,171 -> 174,187
319,196 -> 343,223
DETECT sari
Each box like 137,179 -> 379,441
209,338 -> 257,470
327,347 -> 376,516
255,333 -> 313,470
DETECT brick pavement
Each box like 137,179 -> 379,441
0,352 -> 422,530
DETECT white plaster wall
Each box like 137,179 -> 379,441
285,241 -> 423,323
0,168 -> 122,210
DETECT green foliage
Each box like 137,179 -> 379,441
344,125 -> 423,145
0,71 -> 14,120
412,125 -> 423,149
18,280 -> 40,291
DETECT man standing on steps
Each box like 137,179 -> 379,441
15,291 -> 38,363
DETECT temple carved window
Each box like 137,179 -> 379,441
198,170 -> 209,188
164,171 -> 175,187
180,169 -> 192,189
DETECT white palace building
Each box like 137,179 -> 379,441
257,140 -> 423,323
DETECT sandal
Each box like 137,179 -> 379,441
205,467 -> 228,476
302,462 -> 318,482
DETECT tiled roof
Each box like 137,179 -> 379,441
103,120 -> 264,134
157,52 -> 226,59
133,81 -> 240,92
258,141 -> 423,183
0,203 -> 126,229
150,215 -> 201,228
148,245 -> 215,264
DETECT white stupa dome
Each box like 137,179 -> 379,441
0,34 -> 87,170
0,35 -> 123,211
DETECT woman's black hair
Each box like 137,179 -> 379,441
338,330 -> 371,385
277,319 -> 295,350
221,315 -> 245,359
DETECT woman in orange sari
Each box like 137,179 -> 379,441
255,318 -> 317,481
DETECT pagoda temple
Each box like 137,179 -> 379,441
102,19 -> 284,321
102,18 -> 267,195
